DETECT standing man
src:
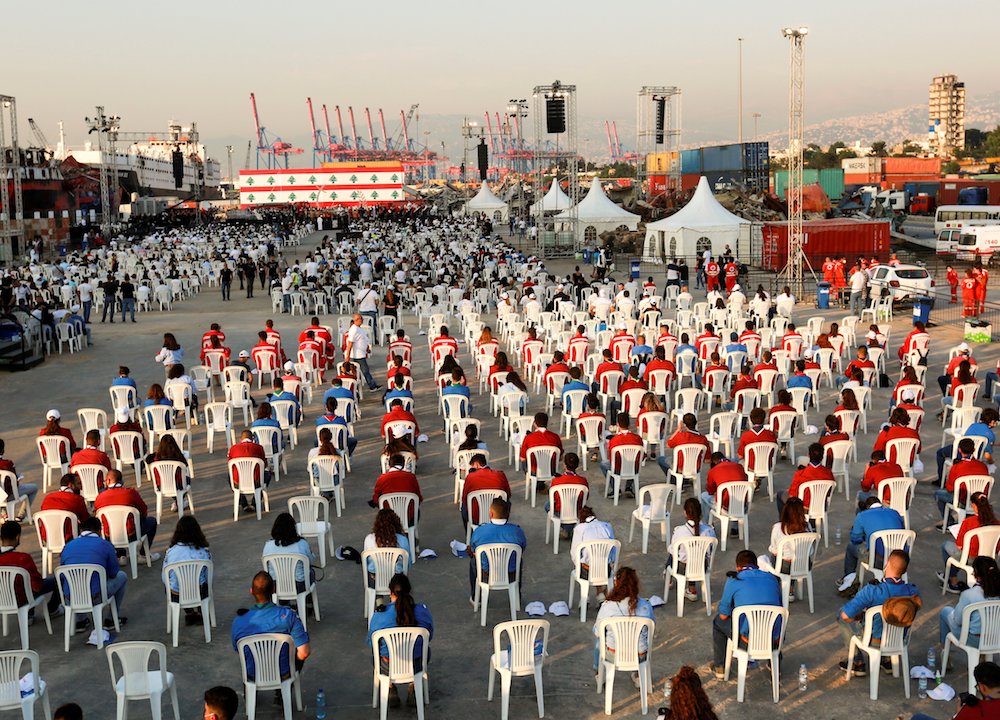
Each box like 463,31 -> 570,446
849,264 -> 867,317
100,275 -> 119,323
345,313 -> 381,392
119,274 -> 136,323
705,256 -> 720,294
220,263 -> 233,302
356,282 -> 380,335
243,258 -> 256,299
77,278 -> 93,324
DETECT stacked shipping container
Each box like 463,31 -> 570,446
772,169 -> 846,202
760,219 -> 890,271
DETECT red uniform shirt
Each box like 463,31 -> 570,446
70,446 -> 112,471
519,429 -> 563,472
737,426 -> 778,459
380,406 -> 420,438
706,460 -> 746,509
372,469 -> 423,507
462,467 -> 511,522
94,485 -> 148,538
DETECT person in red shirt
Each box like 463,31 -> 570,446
936,438 -> 990,524
40,472 -> 89,542
298,330 -> 325,371
381,399 -> 420,440
659,412 -> 711,483
201,323 -> 225,350
781,324 -> 803,355
943,492 -> 997,591
600,413 -> 643,497
705,258 -> 720,292
70,430 -> 113,471
962,269 -> 979,318
897,322 -> 929,362
819,414 -> 850,450
872,407 -> 921,455
857,450 -> 905,509
38,409 -> 77,462
974,260 -> 990,314
299,316 -> 334,361
461,454 -> 511,527
724,261 -> 739,293
0,439 -> 36,520
837,346 -> 875,388
543,351 -> 571,387
946,265 -> 960,304
546,452 -> 589,537
0,521 -> 61,614
431,326 -> 459,360
833,257 -> 847,300
521,327 -> 545,366
228,430 -> 270,513
777,442 -> 834,516
93,468 -> 158,559
822,256 -> 836,285
737,408 -> 778,459
695,325 -> 719,360
618,366 -> 648,394
519,412 -> 563,477
592,349 -> 622,394
200,334 -> 232,364
701,451 -> 747,520
642,346 -> 676,386
252,332 -> 281,372
386,355 -> 411,384
739,320 -> 761,347
388,329 -> 413,364
370,454 -> 422,521
654,324 -> 677,350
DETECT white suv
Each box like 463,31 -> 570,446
866,264 -> 934,301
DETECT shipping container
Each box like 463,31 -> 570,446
648,174 -> 668,196
841,157 -> 883,174
760,219 -> 890,271
681,173 -> 701,191
883,175 -> 941,190
773,169 -> 845,202
701,144 -> 743,172
681,149 -> 702,174
743,142 -> 770,174
938,180 -> 1000,206
902,182 -> 940,198
882,157 -> 942,175
645,151 -> 678,173
844,172 -> 882,186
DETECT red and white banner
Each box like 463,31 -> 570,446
239,164 -> 405,207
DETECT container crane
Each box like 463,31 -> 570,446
27,118 -> 52,157
347,106 -> 361,154
378,109 -> 390,151
364,108 -> 377,150
306,97 -> 330,165
249,92 -> 303,169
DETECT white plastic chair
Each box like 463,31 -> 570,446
545,484 -> 589,554
55,563 -> 120,651
270,399 -> 300,448
148,460 -> 193,523
203,402 -> 234,453
225,380 -> 253,426
770,533 -> 819,612
228,457 -> 270,522
846,606 -> 911,699
942,527 -> 1000,596
143,405 -> 174,449
109,430 -> 145,485
466,490 -> 509,544
106,641 -> 180,720
710,480 -> 754,551
0,650 -> 51,719
488,619 -> 549,720
878,477 -> 917,530
801,480 -> 836,547
667,443 -> 707,506
605,445 -> 643,507
361,548 -> 409,621
288,496 -> 335,568
858,529 -> 916,584
34,510 -> 77,575
942,599 -> 1000,695
35,436 -> 69,492
96,506 -> 152,580
0,471 -> 32,525
524,446 -> 560,508
237,633 -> 304,720
308,455 -> 346,517
379,492 -> 420,556
568,539 -> 620,622
263,553 -> 320,630
628,484 -> 673,554
595,616 -> 654,716
943,475 -> 994,528
724,605 -> 788,702
0,567 -> 53,651
665,536 -> 717,617
371,627 -> 430,720
162,559 -> 215,646
473,543 -> 522,627
576,416 -> 606,471
744,442 -> 779,500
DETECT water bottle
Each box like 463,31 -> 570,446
835,526 -> 842,545
936,670 -> 943,687
918,676 -> 928,698
927,647 -> 936,673
798,664 -> 808,691
316,688 -> 327,719
663,679 -> 672,703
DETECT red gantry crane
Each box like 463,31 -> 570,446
250,92 -> 303,169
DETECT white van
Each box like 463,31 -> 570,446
955,226 -> 1000,262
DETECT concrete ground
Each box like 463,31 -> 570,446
0,230 -> 991,719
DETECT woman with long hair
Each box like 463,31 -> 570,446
383,287 -> 399,320
940,556 -> 1000,646
437,354 -> 460,379
836,388 -> 860,413
669,498 -> 716,601
943,492 -> 999,592
457,424 -> 488,453
165,362 -> 199,412
366,573 -> 433,707
663,666 -> 719,720
163,515 -> 211,624
154,332 -> 184,379
477,326 -> 495,347
943,360 -> 977,412
768,497 -> 811,599
593,567 -> 655,683
262,512 -> 316,587
37,409 -> 78,456
364,508 -> 411,576
144,383 -> 172,407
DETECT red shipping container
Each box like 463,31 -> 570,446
760,219 -> 890,271
844,173 -> 882,185
648,174 -> 668,196
882,157 -> 942,175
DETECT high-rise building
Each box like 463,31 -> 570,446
928,74 -> 965,157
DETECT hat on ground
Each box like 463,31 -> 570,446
335,545 -> 362,564
46,409 -> 60,420
239,350 -> 250,358
115,407 -> 130,423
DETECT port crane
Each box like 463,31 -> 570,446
250,92 -> 303,170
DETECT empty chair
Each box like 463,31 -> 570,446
162,559 -> 215,646
237,634 -> 304,720
629,484 -> 673,554
709,480 -> 754,552
34,510 -> 78,575
595,616 -> 655,716
106,641 -> 180,720
288,496 -> 335,568
0,650 -> 51,719
109,430 -> 145,484
36,436 -> 70,491
488,619 -> 549,720
0,567 -> 53,651
724,605 -> 788,703
55,563 -> 121,651
203,402 -> 234,453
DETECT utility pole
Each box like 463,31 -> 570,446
737,38 -> 744,144
781,26 -> 808,297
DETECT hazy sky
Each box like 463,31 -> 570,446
4,0 -> 996,163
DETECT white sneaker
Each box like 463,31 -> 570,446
684,589 -> 698,602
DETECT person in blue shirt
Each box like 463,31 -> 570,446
561,367 -> 590,412
838,550 -> 919,675
786,359 -> 813,391
323,377 -> 355,406
60,516 -> 129,628
936,407 -> 997,484
267,378 -> 301,425
232,572 -> 310,681
630,334 -> 653,365
842,496 -> 905,581
67,306 -> 91,346
723,332 -> 748,372
111,366 -> 137,389
314,397 -> 357,455
710,550 -> 783,677
368,573 -> 433,708
251,402 -> 285,452
467,498 -> 527,602
384,373 -> 414,407
441,368 -> 472,399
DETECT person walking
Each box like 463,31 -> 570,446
345,313 -> 380,391
119,275 -> 137,323
220,263 -> 233,301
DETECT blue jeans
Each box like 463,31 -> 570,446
986,371 -> 999,399
82,301 -> 92,323
105,570 -> 128,612
935,488 -> 952,518
121,298 -> 136,322
843,542 -> 863,577
354,357 -> 378,390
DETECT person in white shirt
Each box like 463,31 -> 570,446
676,286 -> 693,311
345,313 -> 380,391
570,506 -> 616,598
355,282 -> 380,330
767,497 -> 810,595
849,267 -> 868,316
668,498 -> 717,602
77,280 -> 93,323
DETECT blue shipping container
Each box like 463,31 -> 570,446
702,144 -> 743,172
742,142 -> 770,173
681,149 -> 702,174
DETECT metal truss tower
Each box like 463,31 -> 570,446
636,86 -> 681,199
86,106 -> 120,237
780,27 -> 807,295
532,80 -> 577,258
0,95 -> 24,263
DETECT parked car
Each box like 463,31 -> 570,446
866,263 -> 934,301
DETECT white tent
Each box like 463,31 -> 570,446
465,181 -> 509,222
642,176 -> 750,262
531,178 -> 573,216
553,177 -> 640,247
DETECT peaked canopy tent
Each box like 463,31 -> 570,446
642,176 -> 751,262
531,178 -> 574,217
464,181 -> 509,223
553,177 -> 640,248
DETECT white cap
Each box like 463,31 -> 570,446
71,304 -> 80,312
46,409 -> 60,420
239,350 -> 250,358
115,407 -> 130,423
959,342 -> 970,352
901,391 -> 916,402
617,322 -> 628,330
283,361 -> 294,372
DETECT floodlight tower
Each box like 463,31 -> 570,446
781,26 -> 807,296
